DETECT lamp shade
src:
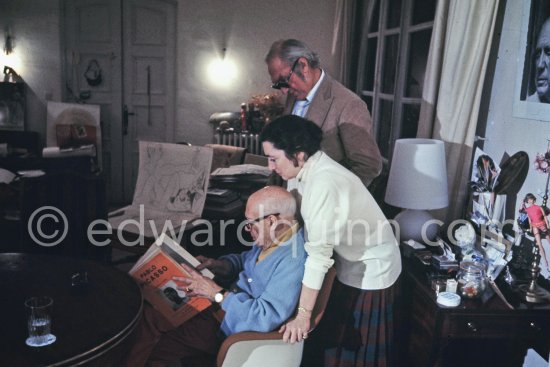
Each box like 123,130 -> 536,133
385,139 -> 448,210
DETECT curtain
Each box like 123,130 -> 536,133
417,0 -> 500,224
331,0 -> 356,85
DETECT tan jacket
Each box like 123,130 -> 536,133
284,73 -> 382,186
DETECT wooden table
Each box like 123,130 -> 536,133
0,253 -> 142,366
400,255 -> 550,367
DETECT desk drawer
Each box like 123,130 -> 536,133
444,314 -> 550,338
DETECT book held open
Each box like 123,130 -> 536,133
129,233 -> 215,327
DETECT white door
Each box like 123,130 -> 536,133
63,0 -> 177,204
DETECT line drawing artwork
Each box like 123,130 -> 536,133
108,142 -> 213,237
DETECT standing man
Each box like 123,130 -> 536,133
265,39 -> 382,187
528,17 -> 550,103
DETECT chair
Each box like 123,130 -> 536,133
216,267 -> 337,367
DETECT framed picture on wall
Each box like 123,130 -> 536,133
513,0 -> 550,120
0,82 -> 25,130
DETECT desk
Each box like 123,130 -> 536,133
0,253 -> 142,366
401,256 -> 550,367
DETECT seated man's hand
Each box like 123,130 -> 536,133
175,263 -> 223,302
196,255 -> 232,278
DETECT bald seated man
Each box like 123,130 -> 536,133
528,17 -> 550,103
124,186 -> 307,367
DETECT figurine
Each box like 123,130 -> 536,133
522,193 -> 550,270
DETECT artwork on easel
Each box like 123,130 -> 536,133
46,101 -> 101,167
0,82 -> 25,130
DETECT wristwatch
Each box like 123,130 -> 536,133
214,289 -> 227,303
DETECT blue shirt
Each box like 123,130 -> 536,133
219,228 -> 306,336
291,70 -> 325,117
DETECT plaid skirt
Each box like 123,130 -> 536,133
302,278 -> 398,367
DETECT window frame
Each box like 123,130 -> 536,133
355,0 -> 436,160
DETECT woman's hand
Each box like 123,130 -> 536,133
279,313 -> 311,344
174,263 -> 222,301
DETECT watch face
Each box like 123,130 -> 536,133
214,292 -> 224,303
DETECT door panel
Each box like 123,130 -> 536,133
63,0 -> 176,204
122,0 -> 176,203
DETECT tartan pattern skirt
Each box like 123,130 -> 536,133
302,278 -> 398,367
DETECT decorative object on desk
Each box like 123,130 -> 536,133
436,292 -> 461,307
467,148 -> 506,227
385,139 -> 448,242
247,92 -> 284,128
452,223 -> 477,257
0,81 -> 25,130
456,261 -> 486,299
533,143 -> 550,208
510,142 -> 550,303
516,240 -> 550,303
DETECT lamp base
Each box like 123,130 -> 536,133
393,209 -> 440,243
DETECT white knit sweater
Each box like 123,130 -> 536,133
287,151 -> 401,290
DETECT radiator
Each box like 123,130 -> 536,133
214,132 -> 262,155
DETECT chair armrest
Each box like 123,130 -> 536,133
217,330 -> 282,367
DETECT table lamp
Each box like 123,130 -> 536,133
385,138 -> 448,243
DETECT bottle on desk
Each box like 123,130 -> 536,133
240,103 -> 247,132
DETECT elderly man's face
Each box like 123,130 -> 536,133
535,21 -> 550,102
267,57 -> 312,101
244,203 -> 277,249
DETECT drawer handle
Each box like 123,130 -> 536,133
529,322 -> 542,331
466,322 -> 478,332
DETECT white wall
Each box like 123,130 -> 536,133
175,0 -> 337,145
485,0 -> 550,213
0,0 -> 337,147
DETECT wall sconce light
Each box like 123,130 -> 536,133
4,26 -> 14,55
207,47 -> 238,87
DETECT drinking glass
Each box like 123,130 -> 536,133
24,296 -> 56,347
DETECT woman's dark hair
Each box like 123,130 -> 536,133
260,115 -> 322,163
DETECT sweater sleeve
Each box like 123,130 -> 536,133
218,250 -> 249,279
221,251 -> 305,335
301,178 -> 350,290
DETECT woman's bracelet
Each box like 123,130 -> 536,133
297,306 -> 312,314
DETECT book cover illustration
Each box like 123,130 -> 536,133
129,233 -> 214,326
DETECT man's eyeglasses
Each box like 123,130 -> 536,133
244,213 -> 280,231
271,59 -> 299,90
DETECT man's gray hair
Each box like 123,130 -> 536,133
265,39 -> 321,69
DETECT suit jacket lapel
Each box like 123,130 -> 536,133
305,74 -> 333,129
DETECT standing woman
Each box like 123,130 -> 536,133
260,115 -> 401,367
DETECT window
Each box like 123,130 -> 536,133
356,0 -> 437,159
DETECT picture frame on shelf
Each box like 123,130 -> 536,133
513,0 -> 550,121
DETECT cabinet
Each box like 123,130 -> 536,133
0,169 -> 107,261
401,257 -> 550,367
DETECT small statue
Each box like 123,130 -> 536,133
522,193 -> 550,271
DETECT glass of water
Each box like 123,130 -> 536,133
24,296 -> 56,347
